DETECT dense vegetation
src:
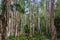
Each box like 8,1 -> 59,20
0,0 -> 60,40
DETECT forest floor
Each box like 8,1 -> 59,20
9,36 -> 50,40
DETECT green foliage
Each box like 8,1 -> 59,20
24,24 -> 29,34
10,0 -> 25,13
14,4 -> 24,13
54,17 -> 60,31
9,35 -> 50,40
0,15 -> 3,19
10,4 -> 25,13
1,0 -> 5,11
40,14 -> 46,32
1,3 -> 5,11
55,0 -> 60,18
0,0 -> 6,19
9,36 -> 27,40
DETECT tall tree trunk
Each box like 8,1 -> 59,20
0,20 -> 2,40
21,14 -> 24,35
15,11 -> 19,36
32,4 -> 34,35
37,4 -> 41,33
46,0 -> 50,35
51,0 -> 57,40
29,2 -> 33,37
2,0 -> 10,40
0,1 -> 2,39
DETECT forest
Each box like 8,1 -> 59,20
0,0 -> 60,40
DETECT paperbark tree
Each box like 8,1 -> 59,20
51,0 -> 57,40
29,1 -> 33,37
36,4 -> 41,34
46,0 -> 50,35
1,0 -> 11,40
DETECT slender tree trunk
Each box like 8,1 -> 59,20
15,11 -> 19,36
2,6 -> 8,40
51,0 -> 57,40
37,4 -> 41,33
20,14 -> 24,35
0,1 -> 2,39
29,2 -> 33,37
2,14 -> 7,40
32,5 -> 34,35
46,0 -> 50,34
21,14 -> 24,35
0,20 -> 2,40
